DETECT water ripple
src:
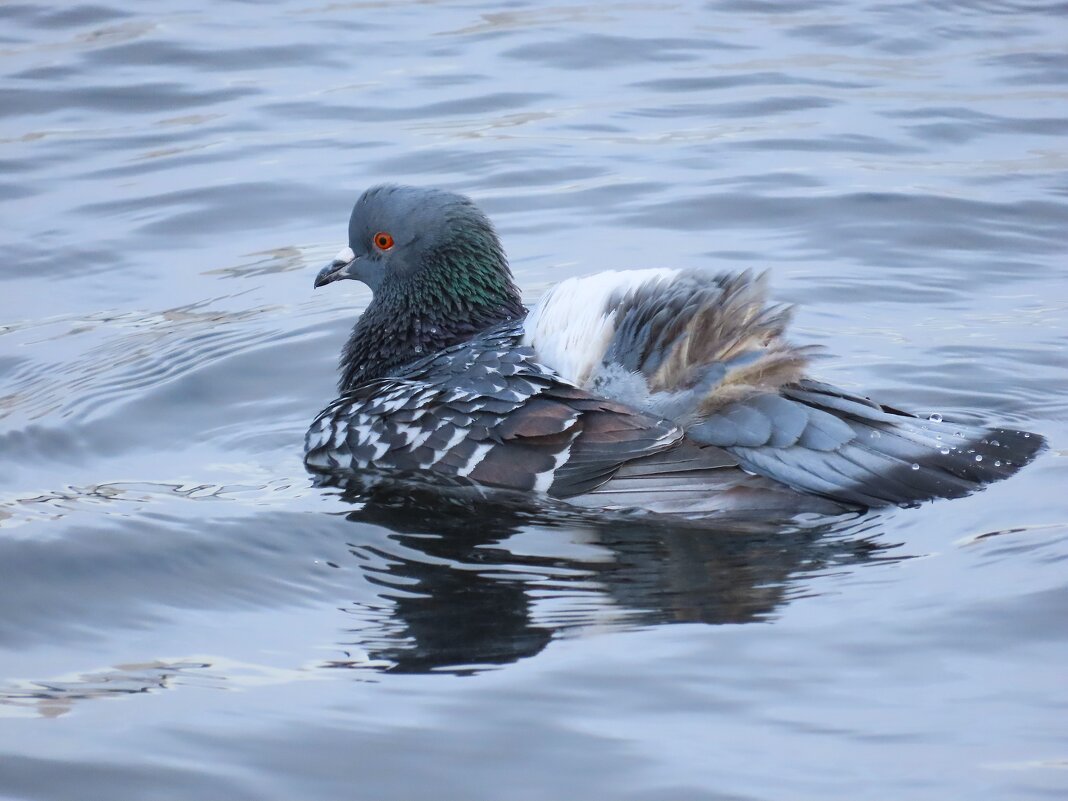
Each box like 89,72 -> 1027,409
1,0 -> 1066,798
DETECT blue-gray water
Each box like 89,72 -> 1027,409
2,2 -> 1067,799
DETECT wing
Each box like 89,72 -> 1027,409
686,379 -> 1045,507
570,438 -> 850,517
305,330 -> 682,498
526,271 -> 1043,509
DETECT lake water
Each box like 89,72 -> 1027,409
1,1 -> 1067,799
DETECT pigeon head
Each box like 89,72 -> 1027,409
315,185 -> 508,295
319,185 -> 526,389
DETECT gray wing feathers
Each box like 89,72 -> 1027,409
688,378 -> 1045,507
689,391 -> 854,452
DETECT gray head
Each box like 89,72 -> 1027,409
314,185 -> 505,293
317,186 -> 525,390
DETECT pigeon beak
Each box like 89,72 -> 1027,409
314,246 -> 358,288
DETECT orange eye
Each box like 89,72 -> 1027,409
373,231 -> 394,251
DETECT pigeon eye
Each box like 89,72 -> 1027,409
373,232 -> 394,251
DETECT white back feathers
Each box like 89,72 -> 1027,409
522,269 -> 680,386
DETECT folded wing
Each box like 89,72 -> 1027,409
305,324 -> 682,498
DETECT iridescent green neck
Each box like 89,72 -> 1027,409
339,243 -> 524,391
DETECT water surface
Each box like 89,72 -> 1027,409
2,1 -> 1067,799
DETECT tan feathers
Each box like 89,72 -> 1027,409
641,271 -> 812,411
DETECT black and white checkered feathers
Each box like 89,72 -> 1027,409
306,322 -> 681,498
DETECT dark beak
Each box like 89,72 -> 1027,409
314,247 -> 358,289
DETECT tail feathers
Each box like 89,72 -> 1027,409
697,380 -> 1044,508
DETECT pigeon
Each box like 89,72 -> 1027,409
305,185 -> 1044,516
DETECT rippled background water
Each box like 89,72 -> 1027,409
2,1 -> 1067,798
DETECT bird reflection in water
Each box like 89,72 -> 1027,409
319,476 -> 893,675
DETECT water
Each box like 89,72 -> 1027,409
2,1 -> 1067,798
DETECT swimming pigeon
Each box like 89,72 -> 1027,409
305,185 -> 1044,516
